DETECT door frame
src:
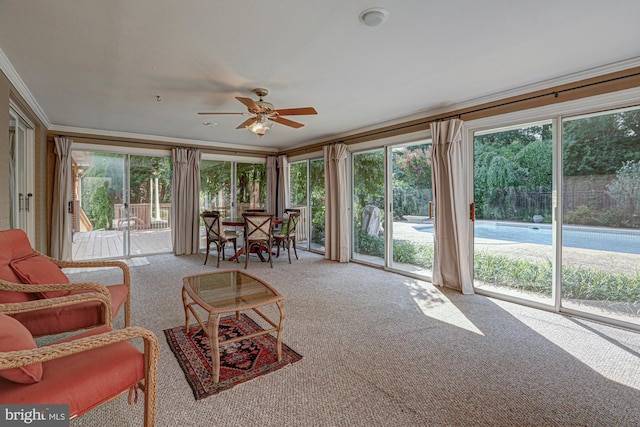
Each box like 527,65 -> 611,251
9,103 -> 35,243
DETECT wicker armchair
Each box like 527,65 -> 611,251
0,308 -> 158,426
0,229 -> 130,337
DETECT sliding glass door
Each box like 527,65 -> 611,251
389,142 -> 434,278
348,141 -> 435,277
289,161 -> 309,249
472,121 -> 554,306
200,160 -> 232,216
128,155 -> 172,256
561,107 -> 640,326
352,149 -> 385,265
236,162 -> 266,215
470,105 -> 639,328
309,158 -> 325,253
71,150 -> 172,260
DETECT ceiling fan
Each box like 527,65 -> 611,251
198,88 -> 318,136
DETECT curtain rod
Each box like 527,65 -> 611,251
285,68 -> 640,155
433,70 -> 640,123
50,132 -> 272,157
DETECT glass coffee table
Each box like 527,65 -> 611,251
182,270 -> 285,383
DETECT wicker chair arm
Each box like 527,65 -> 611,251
0,326 -> 158,370
0,292 -> 112,325
37,251 -> 131,291
0,279 -> 111,298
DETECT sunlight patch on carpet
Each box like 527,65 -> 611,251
407,280 -> 484,335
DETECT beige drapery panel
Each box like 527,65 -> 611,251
324,143 -> 349,262
266,156 -> 278,214
51,137 -> 73,260
266,155 -> 290,217
171,147 -> 201,255
430,119 -> 473,294
277,154 -> 290,218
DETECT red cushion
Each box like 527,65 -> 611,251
10,253 -> 71,299
12,284 -> 128,337
0,230 -> 35,302
0,314 -> 43,384
0,325 -> 144,419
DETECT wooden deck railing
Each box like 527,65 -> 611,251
114,203 -> 171,230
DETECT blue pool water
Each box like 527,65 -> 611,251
414,222 -> 640,255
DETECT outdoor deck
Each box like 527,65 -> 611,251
72,229 -> 173,260
72,227 -> 316,261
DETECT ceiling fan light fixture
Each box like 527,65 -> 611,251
247,114 -> 271,136
359,8 -> 389,27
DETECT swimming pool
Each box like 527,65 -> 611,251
414,222 -> 640,255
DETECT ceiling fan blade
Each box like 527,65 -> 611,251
235,96 -> 261,112
236,117 -> 257,129
198,112 -> 245,115
273,107 -> 318,116
269,116 -> 305,129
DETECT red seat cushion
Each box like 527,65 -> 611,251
0,314 -> 43,384
12,284 -> 128,337
0,325 -> 144,419
10,253 -> 71,298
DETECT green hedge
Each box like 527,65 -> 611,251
354,230 -> 639,304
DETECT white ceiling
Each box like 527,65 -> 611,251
1,1 -> 639,152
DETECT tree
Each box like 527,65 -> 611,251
130,156 -> 172,204
474,124 -> 552,220
392,145 -> 433,217
89,182 -> 114,229
353,150 -> 385,224
563,110 -> 640,176
289,162 -> 308,206
607,160 -> 640,214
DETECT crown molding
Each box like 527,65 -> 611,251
48,125 -> 277,153
0,47 -> 51,128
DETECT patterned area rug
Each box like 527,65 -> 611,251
164,314 -> 303,400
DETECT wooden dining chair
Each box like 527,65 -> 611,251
242,213 -> 274,269
273,212 -> 300,263
201,211 -> 239,268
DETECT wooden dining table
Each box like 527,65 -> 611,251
221,217 -> 283,262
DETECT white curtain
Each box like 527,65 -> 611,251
324,143 -> 349,262
171,147 -> 201,255
51,137 -> 73,260
277,154 -> 290,217
266,156 -> 278,213
430,119 -> 473,294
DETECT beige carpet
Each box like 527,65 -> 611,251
64,249 -> 640,426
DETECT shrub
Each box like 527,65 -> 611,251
356,230 -> 639,306
89,183 -> 114,230
474,250 -> 640,305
